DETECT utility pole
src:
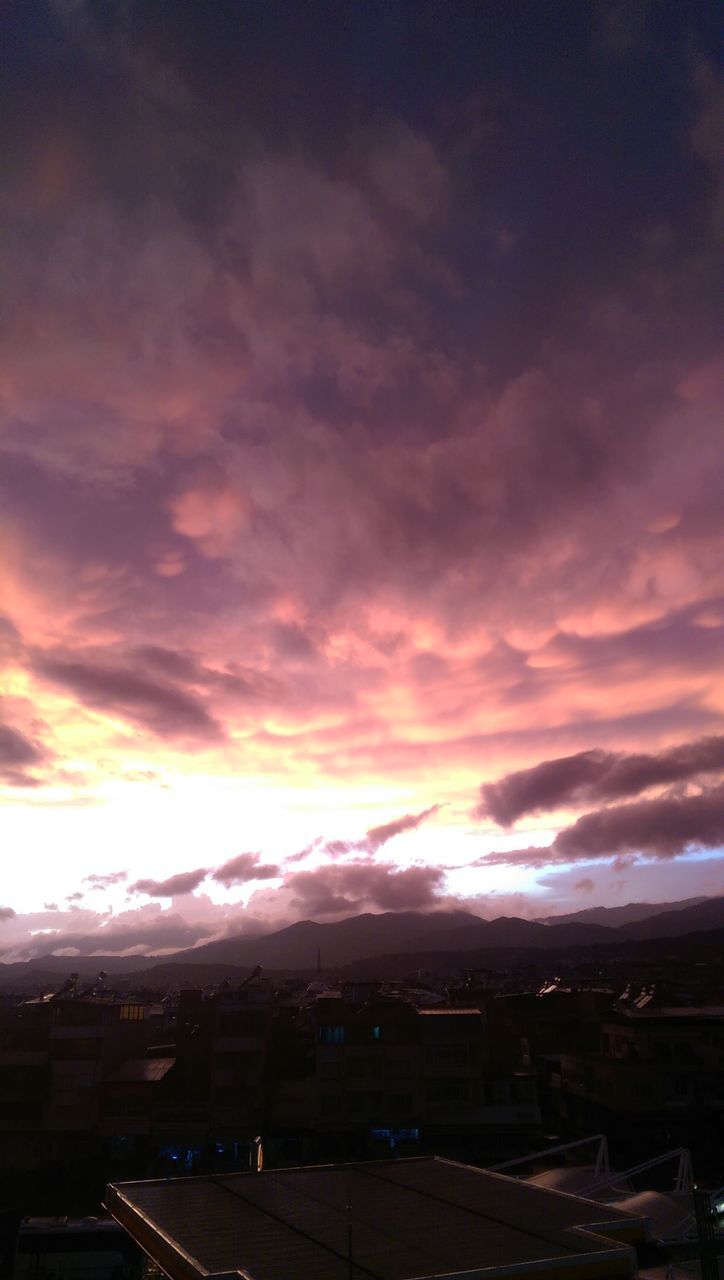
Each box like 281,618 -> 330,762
347,1176 -> 353,1280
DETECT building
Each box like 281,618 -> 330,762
559,1001 -> 724,1177
0,985 -> 167,1191
290,994 -> 541,1163
106,1155 -> 648,1279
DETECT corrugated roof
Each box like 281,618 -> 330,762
416,1006 -> 482,1016
106,1156 -> 645,1280
107,1057 -> 175,1083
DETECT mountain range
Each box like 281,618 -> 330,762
537,896 -> 710,929
1,895 -> 723,989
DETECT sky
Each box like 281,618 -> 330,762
1,0 -> 722,961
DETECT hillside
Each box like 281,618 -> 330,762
618,895 -> 724,939
539,896 -> 710,929
162,909 -> 482,969
2,897 -> 723,993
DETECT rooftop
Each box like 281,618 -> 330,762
106,1156 -> 646,1280
416,1006 -> 483,1016
107,1057 -> 176,1083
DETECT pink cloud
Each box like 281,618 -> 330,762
32,653 -> 223,741
284,861 -> 447,917
0,3 -> 721,933
480,784 -> 724,870
129,869 -> 209,898
83,870 -> 128,889
479,735 -> 724,825
0,719 -> 47,786
169,482 -> 252,558
212,853 -> 280,887
365,803 -> 441,851
8,909 -> 217,959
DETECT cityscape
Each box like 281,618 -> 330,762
1,0 -> 722,1276
1,894 -> 724,1276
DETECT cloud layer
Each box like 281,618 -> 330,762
479,736 -> 724,825
479,784 -> 724,870
0,2 -> 722,946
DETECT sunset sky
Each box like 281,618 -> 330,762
1,0 -> 722,960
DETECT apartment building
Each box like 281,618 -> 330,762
285,993 -> 541,1162
559,1000 -> 724,1176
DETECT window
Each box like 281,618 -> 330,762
318,1025 -> 345,1045
371,1127 -> 420,1144
120,1004 -> 145,1022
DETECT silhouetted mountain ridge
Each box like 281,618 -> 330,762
161,909 -> 483,969
616,895 -> 724,939
538,896 -> 709,928
1,898 -> 723,987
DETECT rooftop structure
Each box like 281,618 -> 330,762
105,1155 -> 647,1280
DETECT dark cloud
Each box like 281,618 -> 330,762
317,805 -> 442,860
134,646 -> 273,701
479,735 -> 724,826
135,646 -> 208,685
573,877 -> 594,893
43,902 -> 59,911
0,720 -> 46,785
212,852 -> 280,888
323,839 -> 356,859
284,861 -> 446,916
0,2 -> 721,932
266,621 -> 319,661
129,868 -> 209,897
480,784 -> 724,869
285,837 -> 324,865
0,907 -> 16,922
84,870 -> 128,888
65,891 -> 83,903
366,804 -> 441,851
10,912 -> 214,959
33,655 -> 223,740
555,785 -> 724,861
0,720 -> 43,767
